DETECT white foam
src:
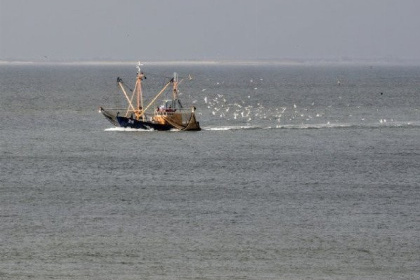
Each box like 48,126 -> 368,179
104,127 -> 154,132
203,121 -> 420,132
203,125 -> 256,131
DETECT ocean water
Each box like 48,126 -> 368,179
0,62 -> 419,279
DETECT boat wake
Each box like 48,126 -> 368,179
104,127 -> 154,132
203,121 -> 420,131
203,125 -> 259,131
105,121 -> 419,132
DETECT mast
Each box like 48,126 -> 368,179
136,61 -> 145,121
173,72 -> 178,100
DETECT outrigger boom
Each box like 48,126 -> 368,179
100,62 -> 201,131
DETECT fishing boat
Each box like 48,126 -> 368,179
99,62 -> 200,131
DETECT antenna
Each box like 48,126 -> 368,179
136,61 -> 143,74
173,72 -> 179,100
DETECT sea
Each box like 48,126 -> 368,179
0,62 -> 419,280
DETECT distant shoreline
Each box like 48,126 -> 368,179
0,60 -> 301,66
1,59 -> 420,66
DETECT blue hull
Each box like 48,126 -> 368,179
116,116 -> 173,131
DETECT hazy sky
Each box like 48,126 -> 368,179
1,0 -> 419,61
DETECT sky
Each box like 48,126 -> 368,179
1,0 -> 420,62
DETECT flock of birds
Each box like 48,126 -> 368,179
190,83 -> 322,125
183,78 -> 392,128
200,93 -> 288,123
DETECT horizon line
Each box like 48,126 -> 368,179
1,57 -> 420,66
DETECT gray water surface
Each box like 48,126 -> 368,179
1,63 -> 419,279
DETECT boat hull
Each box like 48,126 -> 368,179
116,116 -> 173,131
100,107 -> 200,131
